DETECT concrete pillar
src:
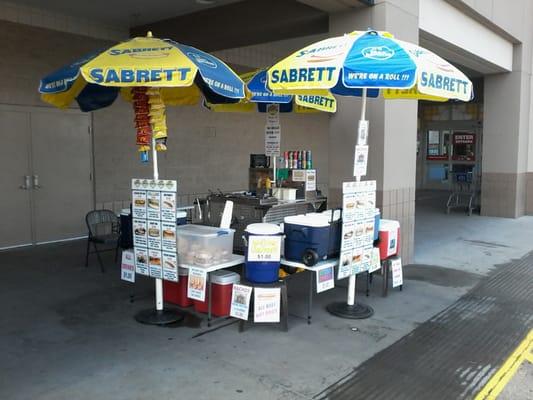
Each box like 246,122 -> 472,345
482,37 -> 533,217
328,1 -> 419,264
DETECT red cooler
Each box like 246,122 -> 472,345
378,219 -> 400,260
193,270 -> 240,317
163,267 -> 193,307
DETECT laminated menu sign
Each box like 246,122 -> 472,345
147,220 -> 161,250
368,247 -> 381,273
188,267 -> 207,302
353,145 -> 368,177
132,178 -> 177,281
146,191 -> 161,220
266,103 -> 280,125
148,249 -> 162,279
391,257 -> 403,287
254,287 -> 281,323
316,264 -> 335,293
265,125 -> 281,157
162,251 -> 178,282
338,250 -> 353,280
230,284 -> 253,320
341,180 -> 377,276
133,219 -> 147,247
132,190 -> 147,219
134,247 -> 149,276
160,192 -> 176,222
161,221 -> 176,253
248,236 -> 281,262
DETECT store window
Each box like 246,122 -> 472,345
426,130 -> 450,161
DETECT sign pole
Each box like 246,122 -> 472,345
326,88 -> 374,319
134,137 -> 184,326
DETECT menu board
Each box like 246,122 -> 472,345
339,180 -> 377,278
132,178 -> 178,282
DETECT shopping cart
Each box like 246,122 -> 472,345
446,169 -> 479,216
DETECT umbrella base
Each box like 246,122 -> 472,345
326,301 -> 374,319
134,309 -> 184,326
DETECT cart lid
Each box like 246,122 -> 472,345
284,214 -> 330,228
178,267 -> 189,276
176,224 -> 234,237
379,219 -> 400,231
211,270 -> 240,285
245,223 -> 281,235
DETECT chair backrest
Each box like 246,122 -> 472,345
86,209 -> 118,237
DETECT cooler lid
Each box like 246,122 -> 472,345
379,219 -> 400,231
176,224 -> 234,237
176,211 -> 187,218
178,267 -> 189,276
120,208 -> 131,216
245,223 -> 281,235
284,214 -> 330,228
211,270 -> 240,285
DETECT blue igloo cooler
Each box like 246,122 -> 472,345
284,214 -> 331,266
176,210 -> 188,226
244,223 -> 283,283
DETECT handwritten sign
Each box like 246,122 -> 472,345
391,257 -> 403,288
254,287 -> 281,323
187,267 -> 207,302
121,250 -> 135,283
248,235 -> 281,262
230,284 -> 253,320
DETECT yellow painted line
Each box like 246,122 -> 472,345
474,329 -> 533,400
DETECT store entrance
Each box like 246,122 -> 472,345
416,98 -> 483,212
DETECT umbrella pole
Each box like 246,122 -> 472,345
327,88 -> 374,319
134,137 -> 184,326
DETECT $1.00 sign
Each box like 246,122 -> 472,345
247,236 -> 281,262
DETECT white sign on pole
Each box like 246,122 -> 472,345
265,125 -> 281,156
254,287 -> 281,323
316,264 -> 335,293
391,257 -> 403,288
266,103 -> 280,125
353,145 -> 369,177
247,235 -> 281,262
230,284 -> 253,320
121,250 -> 136,283
357,120 -> 369,145
187,267 -> 207,302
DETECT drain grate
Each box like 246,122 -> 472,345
315,252 -> 533,400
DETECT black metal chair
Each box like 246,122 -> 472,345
85,209 -> 120,272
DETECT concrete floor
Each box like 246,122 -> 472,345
1,191 -> 531,399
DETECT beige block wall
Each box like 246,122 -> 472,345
93,102 -> 330,206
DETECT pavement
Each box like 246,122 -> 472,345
0,190 -> 531,400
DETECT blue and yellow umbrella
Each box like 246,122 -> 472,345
205,69 -> 337,113
39,32 -> 245,157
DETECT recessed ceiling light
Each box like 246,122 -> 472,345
196,0 -> 217,5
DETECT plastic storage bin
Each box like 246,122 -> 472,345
177,225 -> 234,267
378,219 -> 400,260
244,223 -> 282,283
284,214 -> 331,266
163,267 -> 193,307
193,270 -> 240,316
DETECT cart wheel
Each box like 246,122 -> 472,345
302,249 -> 319,266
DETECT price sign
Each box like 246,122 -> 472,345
265,125 -> 281,157
247,235 -> 281,262
391,257 -> 403,288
